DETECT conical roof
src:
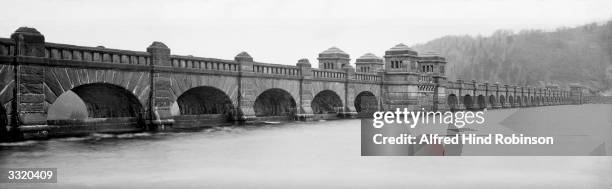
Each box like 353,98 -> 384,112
321,47 -> 347,55
385,43 -> 418,56
319,47 -> 350,59
234,51 -> 253,62
235,51 -> 252,58
356,53 -> 383,64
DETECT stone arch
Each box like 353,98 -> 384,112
253,88 -> 297,117
541,96 -> 544,105
310,82 -> 346,110
447,94 -> 458,111
176,86 -> 233,115
44,68 -> 149,108
463,94 -> 474,110
47,83 -> 145,125
175,86 -> 234,123
508,95 -> 514,107
499,95 -> 505,107
354,91 -> 377,113
352,84 -> 381,113
477,95 -> 486,109
72,83 -> 144,118
312,90 -> 343,114
489,95 -> 496,108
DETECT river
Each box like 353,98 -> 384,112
1,104 -> 611,188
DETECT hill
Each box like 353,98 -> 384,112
413,21 -> 612,95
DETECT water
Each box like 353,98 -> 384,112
1,105 -> 611,188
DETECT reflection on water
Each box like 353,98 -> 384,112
1,105 -> 611,188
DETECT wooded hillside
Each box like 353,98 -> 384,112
413,21 -> 612,95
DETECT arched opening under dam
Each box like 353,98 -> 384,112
253,88 -> 296,120
538,96 -> 542,105
73,84 -> 143,118
354,91 -> 377,113
477,95 -> 486,110
47,83 -> 145,131
312,90 -> 343,119
447,94 -> 458,111
174,86 -> 235,127
463,95 -> 474,110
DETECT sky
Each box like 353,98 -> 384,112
1,0 -> 611,66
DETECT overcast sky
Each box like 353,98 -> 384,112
1,0 -> 611,65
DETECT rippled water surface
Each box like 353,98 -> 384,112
1,105 -> 611,188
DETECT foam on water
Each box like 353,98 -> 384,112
0,140 -> 38,147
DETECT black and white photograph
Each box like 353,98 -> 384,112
0,0 -> 611,188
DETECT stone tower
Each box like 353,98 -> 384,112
418,52 -> 447,76
355,53 -> 383,73
383,43 -> 418,72
418,52 -> 449,111
318,47 -> 350,70
381,43 -> 421,111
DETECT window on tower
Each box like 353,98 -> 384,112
391,61 -> 401,69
